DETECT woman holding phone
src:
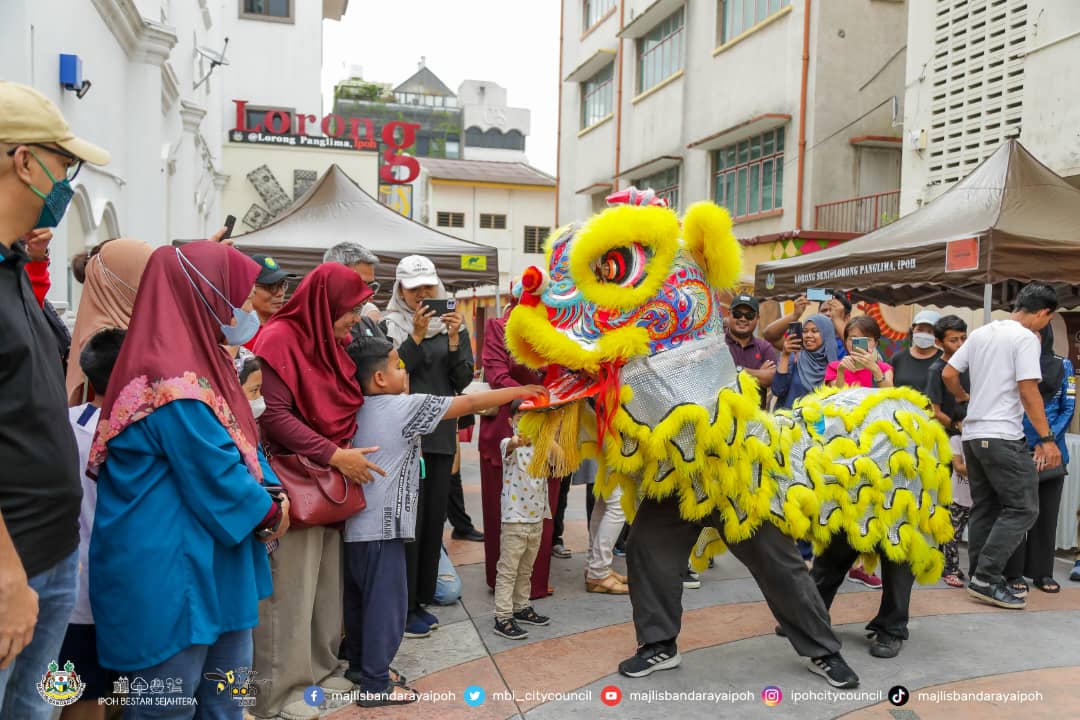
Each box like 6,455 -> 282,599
826,316 -> 893,388
383,255 -> 475,638
772,314 -> 837,410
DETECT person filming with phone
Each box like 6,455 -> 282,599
772,314 -> 837,410
826,316 -> 894,389
382,255 -> 476,638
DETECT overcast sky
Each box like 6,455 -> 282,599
321,1 -> 561,175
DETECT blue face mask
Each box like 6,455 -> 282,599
175,248 -> 262,346
26,150 -> 74,229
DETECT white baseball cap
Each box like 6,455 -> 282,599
396,254 -> 439,289
913,310 -> 941,326
0,81 -> 110,165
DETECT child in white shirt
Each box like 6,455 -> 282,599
941,434 -> 973,587
494,400 -> 553,639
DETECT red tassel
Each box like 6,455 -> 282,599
594,361 -> 623,450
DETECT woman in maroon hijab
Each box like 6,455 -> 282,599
249,263 -> 380,720
88,242 -> 289,714
478,307 -> 558,599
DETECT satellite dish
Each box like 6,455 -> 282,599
194,37 -> 229,90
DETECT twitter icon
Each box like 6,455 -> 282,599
464,685 -> 486,707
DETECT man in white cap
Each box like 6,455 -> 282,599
0,80 -> 110,717
889,309 -> 942,391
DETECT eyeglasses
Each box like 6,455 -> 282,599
6,144 -> 82,182
367,281 -> 381,294
257,280 -> 290,294
731,309 -> 757,320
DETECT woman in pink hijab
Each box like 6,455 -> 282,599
66,238 -> 153,405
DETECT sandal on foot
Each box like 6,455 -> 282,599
1006,577 -> 1029,598
586,574 -> 629,594
356,684 -> 419,707
943,574 -> 965,588
1033,576 -> 1060,593
390,667 -> 407,686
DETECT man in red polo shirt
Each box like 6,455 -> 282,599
725,294 -> 778,408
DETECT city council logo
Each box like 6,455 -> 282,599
37,660 -> 85,707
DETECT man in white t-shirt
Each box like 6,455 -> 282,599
943,282 -> 1061,610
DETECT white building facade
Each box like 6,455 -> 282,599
1,0 -> 231,313
218,0 -> 363,230
557,0 -> 910,249
900,0 -> 1080,214
459,80 -> 531,164
415,158 -> 556,290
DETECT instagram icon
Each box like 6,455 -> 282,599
761,686 -> 783,707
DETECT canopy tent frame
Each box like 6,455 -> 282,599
754,140 -> 1080,317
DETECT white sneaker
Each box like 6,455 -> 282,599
683,570 -> 701,589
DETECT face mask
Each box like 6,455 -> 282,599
26,151 -> 74,229
175,248 -> 262,346
912,332 -> 936,349
249,396 -> 266,419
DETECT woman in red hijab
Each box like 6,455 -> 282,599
88,242 -> 289,715
251,263 -> 380,720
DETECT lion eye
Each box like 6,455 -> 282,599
595,246 -> 646,287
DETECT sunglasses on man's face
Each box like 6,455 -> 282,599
731,309 -> 757,320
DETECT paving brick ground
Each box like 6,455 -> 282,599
322,446 -> 1080,720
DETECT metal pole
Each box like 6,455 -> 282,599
983,282 -> 993,324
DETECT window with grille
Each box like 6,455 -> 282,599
637,8 -> 685,94
584,0 -> 616,30
437,212 -> 465,228
241,0 -> 292,21
712,127 -> 785,219
719,0 -> 791,43
524,226 -> 550,254
927,0 -> 1027,187
634,166 -> 681,210
581,63 -> 614,129
479,214 -> 507,230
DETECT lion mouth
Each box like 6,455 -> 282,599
520,365 -> 603,411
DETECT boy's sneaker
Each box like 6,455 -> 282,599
416,607 -> 440,629
513,606 -> 550,626
847,567 -> 883,588
966,579 -> 1026,609
613,545 -> 627,557
494,618 -> 529,640
403,613 -> 431,639
683,568 -> 701,589
808,653 -> 860,688
618,642 -> 681,678
1070,561 -> 1080,582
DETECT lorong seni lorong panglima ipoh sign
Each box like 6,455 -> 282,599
230,100 -> 420,184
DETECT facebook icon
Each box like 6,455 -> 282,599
304,685 -> 325,707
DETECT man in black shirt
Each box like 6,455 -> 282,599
0,81 -> 109,711
925,315 -> 969,433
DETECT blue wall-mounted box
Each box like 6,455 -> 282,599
59,54 -> 83,90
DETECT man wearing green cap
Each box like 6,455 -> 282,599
0,80 -> 110,718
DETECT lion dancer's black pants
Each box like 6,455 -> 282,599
627,495 -> 841,659
810,533 -> 915,641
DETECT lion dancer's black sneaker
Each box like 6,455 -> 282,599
808,652 -> 860,688
618,641 -> 681,678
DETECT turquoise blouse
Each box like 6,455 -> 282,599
89,399 -> 277,670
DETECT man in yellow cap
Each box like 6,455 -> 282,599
0,80 -> 109,718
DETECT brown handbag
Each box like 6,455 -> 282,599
265,451 -> 366,527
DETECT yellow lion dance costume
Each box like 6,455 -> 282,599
505,191 -> 953,583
